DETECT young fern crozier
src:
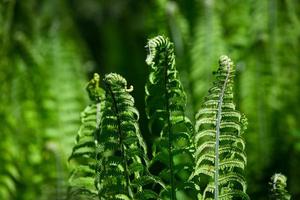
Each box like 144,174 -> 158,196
269,173 -> 291,200
97,73 -> 161,199
69,73 -> 162,200
145,36 -> 194,199
192,55 -> 249,199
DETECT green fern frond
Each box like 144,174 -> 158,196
68,73 -> 104,199
192,55 -> 249,200
145,35 -> 194,199
96,73 -> 160,199
269,173 -> 291,200
0,136 -> 19,200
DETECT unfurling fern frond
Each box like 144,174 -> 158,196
145,36 -> 194,199
192,55 -> 249,200
97,73 -> 161,199
269,173 -> 291,200
68,73 -> 104,199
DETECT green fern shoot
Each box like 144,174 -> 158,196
68,73 -> 104,199
145,35 -> 194,199
97,73 -> 161,199
69,73 -> 162,199
191,55 -> 249,200
269,173 -> 291,200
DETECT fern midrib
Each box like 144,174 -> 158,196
163,49 -> 176,200
95,102 -> 101,145
214,62 -> 231,200
94,102 -> 101,164
106,83 -> 132,198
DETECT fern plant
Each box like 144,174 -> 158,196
69,73 -> 162,200
191,55 -> 249,199
67,35 -> 293,200
145,36 -> 194,199
96,73 -> 162,199
68,73 -> 104,199
269,173 -> 291,200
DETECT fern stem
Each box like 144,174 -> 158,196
214,57 -> 231,200
163,50 -> 176,200
105,83 -> 132,198
96,103 -> 101,128
95,102 -> 101,146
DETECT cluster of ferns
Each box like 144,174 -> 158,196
67,36 -> 291,200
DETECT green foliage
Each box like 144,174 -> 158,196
269,173 -> 291,200
68,73 -> 104,199
0,1 -> 88,199
145,36 -> 194,199
191,55 -> 249,199
0,135 -> 19,200
1,1 -> 299,199
190,0 -> 225,111
97,73 -> 158,199
69,73 -> 162,200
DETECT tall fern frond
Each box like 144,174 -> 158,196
97,73 -> 160,199
145,36 -> 194,199
192,55 -> 249,200
269,173 -> 291,200
68,73 -> 104,199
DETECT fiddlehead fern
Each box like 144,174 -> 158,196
145,36 -> 194,199
269,173 -> 291,200
68,73 -> 104,199
69,73 -> 162,200
97,73 -> 160,199
192,55 -> 249,199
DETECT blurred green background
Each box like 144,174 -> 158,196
1,0 -> 300,199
